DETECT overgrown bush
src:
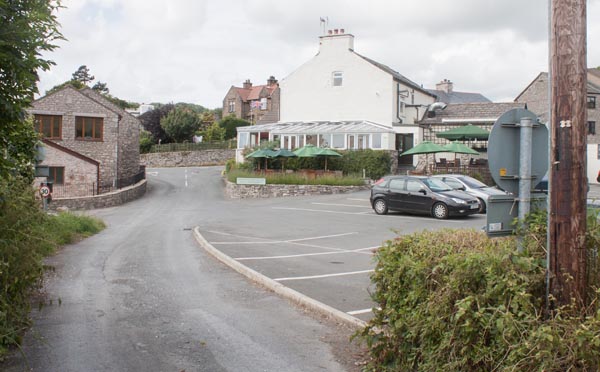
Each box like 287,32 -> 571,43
0,179 -> 105,359
226,170 -> 364,186
358,211 -> 600,371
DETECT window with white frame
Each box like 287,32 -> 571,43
228,99 -> 235,113
597,144 -> 600,159
260,98 -> 267,110
332,134 -> 345,148
318,134 -> 331,148
372,133 -> 382,148
332,71 -> 343,86
237,132 -> 248,148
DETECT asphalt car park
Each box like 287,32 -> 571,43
197,189 -> 486,322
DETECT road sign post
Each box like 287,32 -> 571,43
486,108 -> 549,244
39,182 -> 52,211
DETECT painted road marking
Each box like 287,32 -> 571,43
311,202 -> 371,208
210,232 -> 358,245
185,169 -> 188,187
147,171 -> 159,176
235,246 -> 378,261
274,269 -> 374,282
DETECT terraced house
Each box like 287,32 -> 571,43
28,85 -> 143,197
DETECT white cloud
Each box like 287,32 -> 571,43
37,0 -> 600,109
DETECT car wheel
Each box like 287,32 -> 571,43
477,198 -> 486,213
373,198 -> 388,215
432,202 -> 449,219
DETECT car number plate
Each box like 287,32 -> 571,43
470,204 -> 478,209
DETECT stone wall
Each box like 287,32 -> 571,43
49,180 -> 146,211
224,179 -> 369,199
140,149 -> 235,167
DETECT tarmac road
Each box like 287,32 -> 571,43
2,167 -> 362,372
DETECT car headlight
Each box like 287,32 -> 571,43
451,198 -> 467,204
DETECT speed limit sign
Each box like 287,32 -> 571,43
39,185 -> 51,198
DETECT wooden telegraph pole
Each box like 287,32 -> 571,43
549,0 -> 588,307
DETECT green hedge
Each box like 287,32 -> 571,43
0,179 -> 105,359
358,211 -> 600,371
246,149 -> 392,180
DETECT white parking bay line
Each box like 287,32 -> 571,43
311,202 -> 371,208
273,207 -> 372,216
209,232 -> 358,245
235,246 -> 378,261
274,269 -> 374,282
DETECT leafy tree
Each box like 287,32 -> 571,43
71,64 -> 94,84
139,104 -> 174,143
202,122 -> 226,142
175,102 -> 206,114
139,130 -> 153,153
92,81 -> 109,95
0,0 -> 63,181
213,107 -> 223,121
219,115 -> 251,140
160,106 -> 201,143
200,110 -> 215,130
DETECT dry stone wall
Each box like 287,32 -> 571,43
49,180 -> 146,211
224,179 -> 369,199
140,150 -> 234,167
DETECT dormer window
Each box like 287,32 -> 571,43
332,71 -> 343,86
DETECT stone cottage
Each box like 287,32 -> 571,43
222,76 -> 280,125
28,85 -> 142,196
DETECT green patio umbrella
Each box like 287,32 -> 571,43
436,124 -> 489,141
316,148 -> 342,171
442,141 -> 479,165
293,144 -> 322,157
400,141 -> 446,174
246,148 -> 276,170
270,149 -> 297,171
442,141 -> 479,155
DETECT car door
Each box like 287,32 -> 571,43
387,178 -> 406,210
404,179 -> 433,213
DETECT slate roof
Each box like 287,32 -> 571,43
418,102 -> 525,125
426,89 -> 491,104
237,120 -> 393,134
354,52 -> 436,98
515,71 -> 600,100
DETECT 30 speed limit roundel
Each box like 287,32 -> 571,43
40,185 -> 51,198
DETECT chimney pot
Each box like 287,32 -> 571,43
328,29 -> 332,35
340,28 -> 345,33
334,29 -> 339,34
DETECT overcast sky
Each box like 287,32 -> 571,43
37,0 -> 600,109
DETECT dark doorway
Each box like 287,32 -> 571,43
396,134 -> 414,166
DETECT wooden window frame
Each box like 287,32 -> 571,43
75,116 -> 104,141
34,114 -> 62,139
589,121 -> 597,135
588,96 -> 596,109
48,166 -> 64,185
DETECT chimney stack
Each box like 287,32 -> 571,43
243,79 -> 252,89
267,76 -> 278,87
436,79 -> 453,93
328,29 -> 332,35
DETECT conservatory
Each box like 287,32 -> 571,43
235,120 -> 396,163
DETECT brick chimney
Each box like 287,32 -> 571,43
267,76 -> 278,87
436,79 -> 453,93
243,79 -> 252,89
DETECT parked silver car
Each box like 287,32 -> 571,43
431,174 -> 506,213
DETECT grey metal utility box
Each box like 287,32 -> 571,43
486,193 -> 547,237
